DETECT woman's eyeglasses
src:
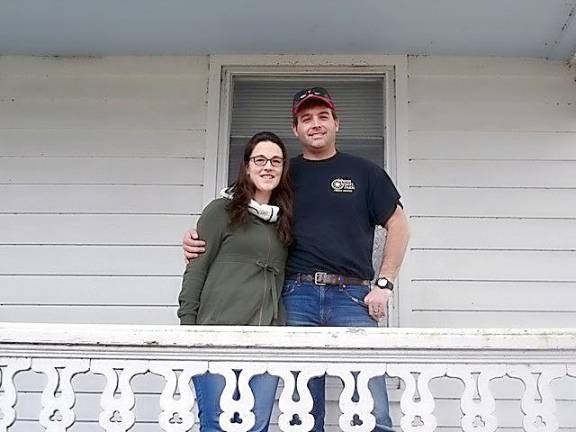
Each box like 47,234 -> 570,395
249,156 -> 284,167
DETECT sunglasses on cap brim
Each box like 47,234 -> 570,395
293,87 -> 331,102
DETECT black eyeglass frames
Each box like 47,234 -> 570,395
249,156 -> 284,167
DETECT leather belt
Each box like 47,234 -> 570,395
287,272 -> 371,286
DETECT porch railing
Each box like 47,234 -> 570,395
1,323 -> 575,431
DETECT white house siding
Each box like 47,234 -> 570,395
0,55 -> 210,431
0,55 -> 208,325
402,56 -> 576,432
1,55 -> 576,431
404,56 -> 576,329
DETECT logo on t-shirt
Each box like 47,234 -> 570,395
331,178 -> 356,193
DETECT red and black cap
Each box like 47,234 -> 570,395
292,87 -> 336,115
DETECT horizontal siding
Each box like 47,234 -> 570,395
0,56 -> 209,328
0,56 -> 208,76
408,56 -> 576,78
0,276 -> 181,304
405,54 -> 576,421
410,188 -> 576,218
0,157 -> 203,185
405,311 -> 576,327
0,99 -> 205,129
0,245 -> 183,275
411,249 -> 576,281
410,159 -> 576,188
409,75 -> 576,103
0,185 -> 203,214
409,101 -> 576,132
0,214 -> 198,244
409,131 -> 576,160
0,129 -> 205,157
0,75 -> 207,102
411,281 -> 576,326
411,218 -> 576,250
0,56 -> 208,432
404,56 -> 576,332
0,305 -> 179,324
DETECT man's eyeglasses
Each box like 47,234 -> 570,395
249,156 -> 284,167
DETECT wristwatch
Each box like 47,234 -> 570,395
375,277 -> 394,291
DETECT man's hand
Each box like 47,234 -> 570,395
182,229 -> 206,262
364,287 -> 392,321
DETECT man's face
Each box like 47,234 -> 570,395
292,104 -> 339,158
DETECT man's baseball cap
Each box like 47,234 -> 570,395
292,87 -> 336,115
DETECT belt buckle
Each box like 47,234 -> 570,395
314,272 -> 327,285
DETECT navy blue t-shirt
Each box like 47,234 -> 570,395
286,152 -> 401,280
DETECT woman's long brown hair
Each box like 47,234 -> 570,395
227,131 -> 294,247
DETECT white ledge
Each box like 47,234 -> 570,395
1,322 -> 576,364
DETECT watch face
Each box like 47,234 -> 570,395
377,278 -> 393,290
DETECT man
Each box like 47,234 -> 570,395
183,87 -> 409,432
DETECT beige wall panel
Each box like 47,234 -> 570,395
0,75 -> 207,102
408,131 -> 576,160
0,129 -> 205,157
410,217 -> 576,250
0,157 -> 203,185
409,101 -> 576,132
411,249 -> 575,281
0,100 -> 205,130
410,159 -> 576,187
0,214 -> 198,244
408,56 -> 573,78
410,76 -> 576,103
410,188 -> 576,218
0,185 -> 202,213
407,310 -> 576,327
0,56 -> 208,328
0,276 -> 181,305
0,56 -> 208,77
0,245 -> 183,275
0,305 -> 178,324
410,281 -> 576,311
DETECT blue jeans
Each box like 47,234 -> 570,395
193,371 -> 279,432
282,279 -> 394,432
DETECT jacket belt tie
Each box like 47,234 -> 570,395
256,261 -> 280,320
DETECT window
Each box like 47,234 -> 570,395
206,63 -> 400,326
227,76 -> 387,183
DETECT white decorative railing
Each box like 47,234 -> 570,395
1,323 -> 575,431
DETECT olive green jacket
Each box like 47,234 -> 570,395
178,198 -> 288,326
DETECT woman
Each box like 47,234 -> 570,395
178,131 -> 293,432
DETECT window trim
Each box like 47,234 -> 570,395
204,55 -> 409,328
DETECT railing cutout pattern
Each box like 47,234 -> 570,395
1,325 -> 575,432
